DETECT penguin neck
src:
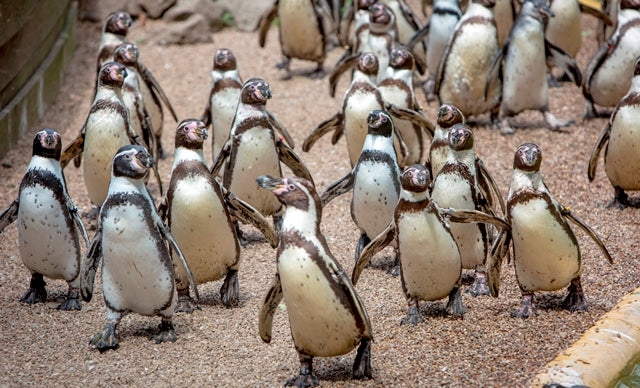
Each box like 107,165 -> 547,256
108,174 -> 148,197
464,2 -> 493,17
353,69 -> 377,85
238,101 -> 267,115
211,68 -> 241,84
433,126 -> 450,142
617,8 -> 638,27
171,147 -> 206,174
281,204 -> 320,239
509,168 -> 544,197
94,85 -> 122,104
100,32 -> 125,51
362,133 -> 396,155
401,187 -> 429,203
27,155 -> 62,178
446,148 -> 475,170
382,67 -> 413,86
123,68 -> 140,89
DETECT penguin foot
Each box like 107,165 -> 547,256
582,102 -> 611,120
386,263 -> 400,277
607,188 -> 636,210
353,338 -> 372,380
286,358 -> 318,388
175,291 -> 200,314
420,79 -> 436,103
220,269 -> 239,308
276,58 -> 291,70
467,273 -> 490,297
563,278 -> 588,313
20,274 -> 47,304
57,288 -> 82,311
499,119 -> 515,135
90,322 -> 119,352
306,64 -> 324,80
151,320 -> 177,344
236,224 -> 248,248
445,287 -> 464,318
544,111 -> 573,132
401,305 -> 425,325
511,294 -> 537,319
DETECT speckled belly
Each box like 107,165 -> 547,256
352,160 -> 399,239
344,92 -> 383,166
279,0 -> 324,61
604,107 -> 640,190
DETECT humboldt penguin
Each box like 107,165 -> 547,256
381,0 -> 426,60
582,0 -> 640,118
256,175 -> 373,386
339,0 -> 377,48
96,11 -> 132,73
321,110 -> 401,262
428,104 -> 465,178
361,2 -> 399,82
201,48 -> 243,162
0,129 -> 88,310
588,58 -> 640,209
435,0 -> 502,124
162,119 -> 277,313
489,143 -> 613,318
486,0 -> 582,134
258,0 -> 332,79
81,145 -> 198,351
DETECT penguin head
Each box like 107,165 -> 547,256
401,164 -> 431,193
357,0 -> 376,11
175,119 -> 208,150
213,48 -> 237,71
99,62 -> 127,88
104,11 -> 132,36
241,78 -> 271,105
514,143 -> 542,173
368,3 -> 394,28
389,46 -> 415,71
437,104 -> 465,128
113,43 -> 139,67
32,128 -> 62,160
367,110 -> 394,137
257,175 -> 319,212
473,0 -> 496,8
447,124 -> 474,151
112,145 -> 155,180
357,52 -> 380,77
524,0 -> 554,22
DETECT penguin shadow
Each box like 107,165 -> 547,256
365,254 -> 399,276
419,302 -> 457,320
533,292 -> 574,313
237,228 -> 270,247
308,356 -> 361,384
277,66 -> 325,81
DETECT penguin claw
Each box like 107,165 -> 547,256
20,287 -> 47,304
151,320 -> 177,344
175,294 -> 200,314
445,287 -> 464,318
57,289 -> 82,311
285,373 -> 319,388
352,338 -> 372,380
511,294 -> 537,319
563,278 -> 588,313
400,305 -> 424,325
467,273 -> 491,297
90,322 -> 119,352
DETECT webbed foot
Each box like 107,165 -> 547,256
511,293 -> 537,319
353,337 -> 372,379
57,288 -> 82,311
150,319 -> 177,344
90,321 -> 119,352
20,273 -> 47,304
307,64 -> 324,80
543,111 -> 573,132
583,102 -> 611,120
499,118 -> 515,135
220,269 -> 239,308
563,277 -> 588,313
445,287 -> 464,318
386,257 -> 400,277
607,187 -> 636,210
400,302 -> 424,325
467,272 -> 490,297
286,357 -> 318,387
175,289 -> 200,314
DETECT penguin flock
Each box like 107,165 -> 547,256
0,1 -> 638,385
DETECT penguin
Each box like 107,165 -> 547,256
258,0 -> 332,79
339,0 -> 377,48
581,0 -> 640,118
361,2 -> 400,83
96,12 -> 132,73
435,0 -> 502,124
588,57 -> 640,209
381,0 -> 426,60
428,104 -> 465,179
321,110 -> 401,262
256,175 -> 373,386
486,0 -> 582,134
200,48 -> 243,162
211,78 -> 313,221
0,129 -> 88,310
488,143 -> 613,318
162,119 -> 277,313
80,145 -> 198,351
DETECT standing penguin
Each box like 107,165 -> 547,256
486,0 -> 582,134
489,143 -> 613,318
0,129 -> 88,310
81,145 -> 198,351
321,110 -> 401,262
162,119 -> 277,313
96,12 -> 132,74
588,58 -> 640,209
258,0 -> 332,79
256,175 -> 373,386
361,2 -> 400,83
201,48 -> 243,162
428,104 -> 465,178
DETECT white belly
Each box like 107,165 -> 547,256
211,87 -> 240,159
427,14 -> 459,76
170,176 -> 238,284
397,211 -> 461,301
510,198 -> 581,292
279,0 -> 324,62
352,160 -> 399,239
378,84 -> 421,165
18,187 -> 80,282
279,245 -> 362,357
546,0 -> 582,57
344,90 -> 384,166
605,105 -> 640,189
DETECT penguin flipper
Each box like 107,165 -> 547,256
222,188 -> 279,248
320,171 -> 354,206
579,3 -> 613,25
545,40 -> 582,86
329,53 -> 360,97
561,207 -> 614,265
303,112 -> 343,152
352,223 -> 395,285
581,42 -> 610,103
338,3 -> 354,47
258,1 -> 279,47
588,122 -> 611,181
488,228 -> 512,297
65,195 -> 89,248
485,44 -> 506,101
210,138 -> 232,175
407,22 -> 429,49
276,140 -> 315,186
60,132 -> 85,168
159,223 -> 200,302
443,207 -> 510,231
0,199 -> 19,234
476,157 -> 506,215
386,103 -> 434,139
259,273 -> 283,343
138,62 -> 179,122
81,225 -> 103,302
268,111 -> 295,149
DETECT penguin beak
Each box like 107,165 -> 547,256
135,149 -> 155,169
196,122 -> 208,141
259,84 -> 272,100
40,132 -> 57,149
412,170 -> 428,186
256,175 -> 284,191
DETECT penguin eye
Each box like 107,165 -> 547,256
125,154 -> 130,159
287,184 -> 296,191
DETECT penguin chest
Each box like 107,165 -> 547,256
440,22 -> 501,115
363,35 -> 390,82
546,0 -> 581,57
397,211 -> 461,301
352,160 -> 399,239
17,185 -> 80,282
604,106 -> 640,189
510,198 -> 580,292
502,26 -> 548,114
431,172 -> 485,269
278,245 -> 362,357
226,127 -> 281,215
83,110 -> 130,205
344,91 -> 384,166
170,176 -> 238,285
210,86 -> 240,159
278,0 -> 325,62
427,14 -> 459,74
101,204 -> 175,315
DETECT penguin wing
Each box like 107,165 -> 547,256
222,187 -> 279,248
157,195 -> 169,221
579,3 -> 613,25
320,170 -> 354,206
352,222 -> 396,285
485,44 -> 506,101
561,207 -> 614,265
338,2 -> 354,46
587,121 -> 611,181
65,194 -> 89,248
259,273 -> 283,343
544,40 -> 582,86
303,112 -> 344,152
487,228 -> 512,297
60,131 -> 85,169
268,112 -> 295,149
386,102 -> 435,138
581,42 -> 610,103
407,22 -> 429,49
81,224 -> 103,302
434,27 -> 461,96
200,88 -> 213,128
0,199 -> 19,234
442,207 -> 511,231
276,140 -> 315,185
137,61 -> 179,122
329,52 -> 360,97
158,223 -> 200,302
258,1 -> 279,47
476,157 -> 507,215
210,137 -> 232,175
